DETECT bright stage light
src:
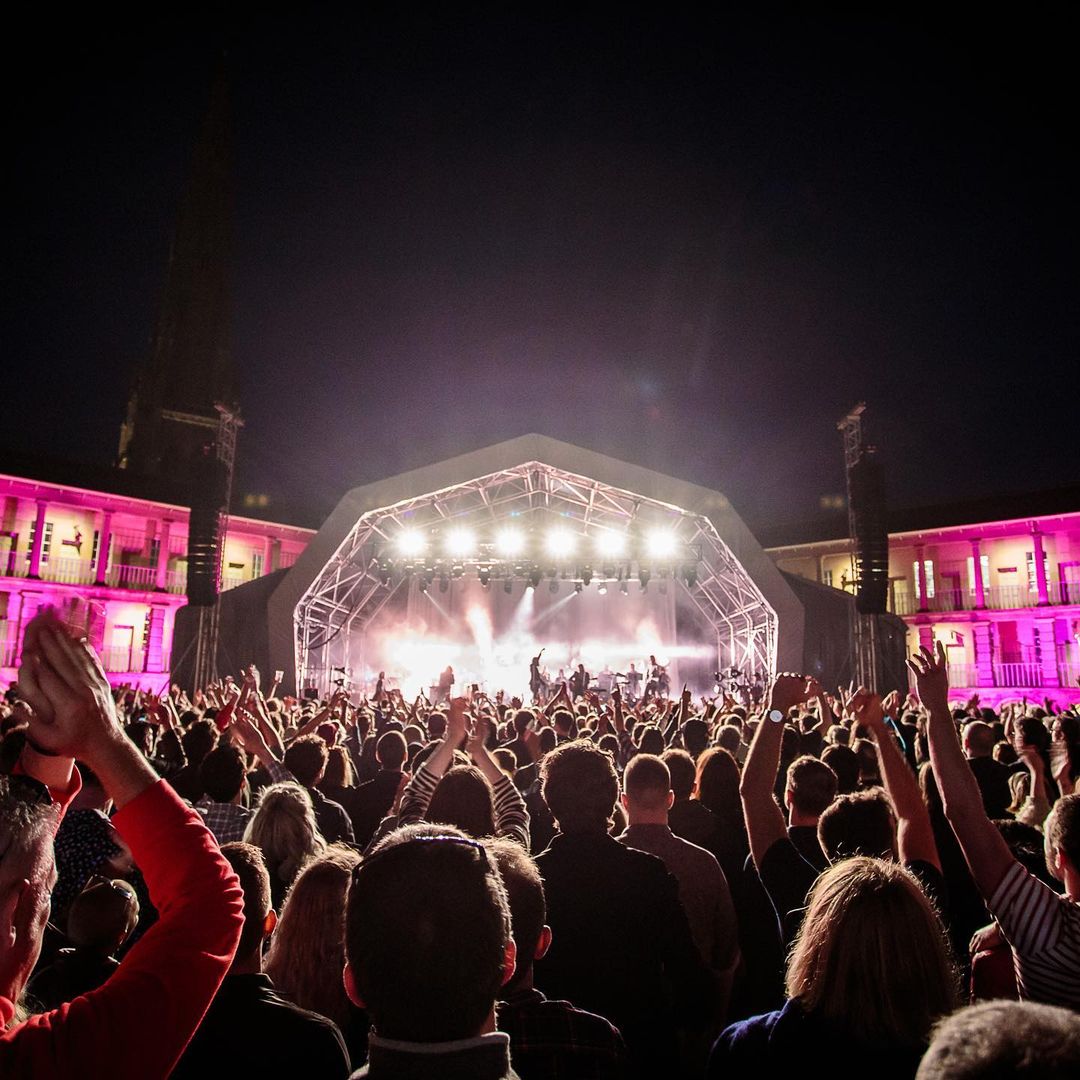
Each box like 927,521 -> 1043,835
445,527 -> 476,557
546,527 -> 576,558
646,529 -> 677,558
396,529 -> 426,557
593,530 -> 625,558
495,527 -> 525,557
597,583 -> 608,595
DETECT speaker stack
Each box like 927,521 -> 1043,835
849,449 -> 888,615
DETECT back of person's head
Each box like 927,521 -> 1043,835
681,717 -> 708,759
716,724 -> 742,757
485,836 -> 545,987
853,737 -> 880,780
513,709 -> 533,735
541,738 -> 619,833
283,734 -> 329,788
817,789 -> 896,862
597,732 -> 619,760
552,709 -> 576,738
662,748 -> 696,801
182,718 -> 217,764
266,844 -> 359,1029
538,727 -> 558,755
345,823 -> 512,1042
220,841 -> 273,963
623,753 -> 671,812
694,746 -> 741,823
786,755 -> 838,819
917,1000 -> 1080,1079
962,720 -> 995,758
376,730 -> 407,770
427,764 -> 496,838
66,876 -> 139,956
244,781 -> 326,891
322,745 -> 354,789
636,725 -> 665,756
1044,792 -> 1080,879
822,744 -> 860,794
200,744 -> 246,803
787,856 -> 956,1046
125,720 -> 154,757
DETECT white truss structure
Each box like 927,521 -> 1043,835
295,461 -> 776,694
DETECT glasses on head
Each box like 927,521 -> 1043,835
352,832 -> 491,883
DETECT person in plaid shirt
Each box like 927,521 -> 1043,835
195,743 -> 291,844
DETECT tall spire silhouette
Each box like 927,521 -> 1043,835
119,58 -> 233,480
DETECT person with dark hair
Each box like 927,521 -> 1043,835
171,717 -> 218,803
351,730 -> 408,848
664,748 -> 717,850
962,719 -> 1013,819
535,738 -> 713,1076
195,744 -> 252,844
914,643 -> 1080,1008
487,837 -> 628,1079
173,842 -> 350,1079
28,875 -> 139,1010
817,789 -> 897,862
343,823 -> 517,1078
917,1000 -> 1080,1078
0,611 -> 243,1077
283,734 -> 355,845
619,754 -> 739,1029
784,755 -> 837,871
821,744 -> 860,794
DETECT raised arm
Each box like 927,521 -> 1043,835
912,643 -> 1014,897
740,673 -> 808,870
398,696 -> 468,825
851,688 -> 940,871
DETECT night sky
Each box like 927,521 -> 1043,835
9,10 -> 1077,531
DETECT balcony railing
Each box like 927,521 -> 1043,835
42,557 -> 95,585
890,580 -> 1077,616
165,568 -> 187,594
100,646 -> 146,674
220,574 -> 247,592
107,563 -> 157,590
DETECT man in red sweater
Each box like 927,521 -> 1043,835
0,612 -> 243,1078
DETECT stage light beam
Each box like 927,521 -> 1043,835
647,529 -> 677,558
546,527 -> 576,558
396,529 -> 426,557
496,527 -> 526,557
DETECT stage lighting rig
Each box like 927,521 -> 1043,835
546,527 -> 576,558
496,527 -> 525,557
445,527 -> 476,558
395,529 -> 427,557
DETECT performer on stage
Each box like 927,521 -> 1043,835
529,648 -> 547,703
433,664 -> 455,705
644,655 -> 669,699
625,662 -> 642,703
568,662 -> 590,700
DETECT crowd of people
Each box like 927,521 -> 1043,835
2,608 -> 1079,1078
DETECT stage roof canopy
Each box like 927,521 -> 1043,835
265,434 -> 805,692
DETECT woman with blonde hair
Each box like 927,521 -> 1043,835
243,781 -> 325,910
265,845 -> 367,1064
709,856 -> 959,1079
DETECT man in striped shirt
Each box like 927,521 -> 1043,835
910,644 -> 1080,1009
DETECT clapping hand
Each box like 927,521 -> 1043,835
906,643 -> 950,716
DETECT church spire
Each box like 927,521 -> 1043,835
119,57 -> 234,480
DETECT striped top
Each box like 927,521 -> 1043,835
399,762 -> 531,848
989,860 -> 1080,1008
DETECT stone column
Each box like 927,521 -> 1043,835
915,546 -> 929,613
973,621 -> 995,688
1031,526 -> 1050,606
95,511 -> 113,585
971,539 -> 986,610
270,537 -> 282,573
27,502 -> 47,579
155,520 -> 172,591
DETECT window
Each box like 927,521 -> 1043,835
27,520 -> 54,564
822,568 -> 833,588
913,559 -> 935,600
966,554 -> 990,593
1025,551 -> 1047,593
252,552 -> 264,579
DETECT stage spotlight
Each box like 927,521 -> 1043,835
582,567 -> 593,586
396,529 -> 426,557
418,578 -> 428,594
439,575 -> 449,593
646,529 -> 677,558
528,569 -> 542,589
620,581 -> 629,595
546,527 -> 576,558
496,527 -> 526,557
638,569 -> 650,590
479,567 -> 491,586
378,567 -> 390,585
445,527 -> 476,557
684,566 -> 697,588
503,578 -> 513,594
594,530 -> 626,558
597,583 -> 608,595
574,581 -> 583,594
549,580 -> 559,594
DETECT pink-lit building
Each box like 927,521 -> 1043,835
764,488 -> 1080,707
0,469 -> 314,689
